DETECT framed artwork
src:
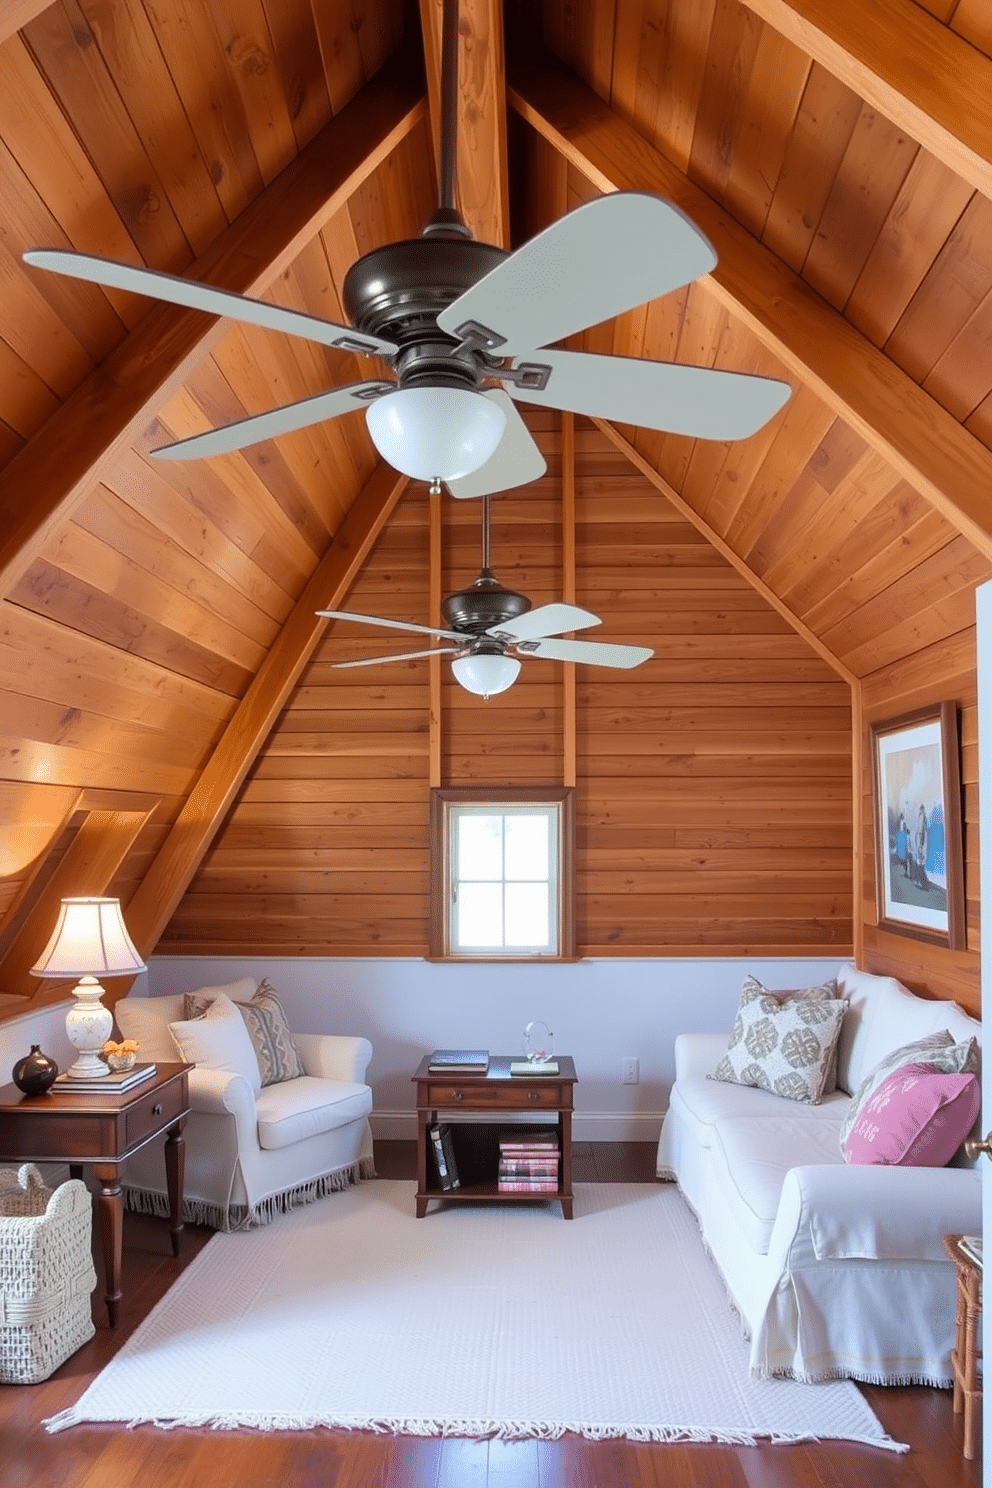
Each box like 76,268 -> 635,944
870,702 -> 965,949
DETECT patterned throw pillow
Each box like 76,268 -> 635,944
842,1062 -> 981,1167
839,1031 -> 979,1148
185,979 -> 305,1087
711,978 -> 849,1105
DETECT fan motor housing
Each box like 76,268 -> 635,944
343,235 -> 508,350
442,572 -> 532,634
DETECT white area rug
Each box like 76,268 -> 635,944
46,1182 -> 905,1449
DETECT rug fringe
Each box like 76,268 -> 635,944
124,1158 -> 375,1233
42,1409 -> 907,1450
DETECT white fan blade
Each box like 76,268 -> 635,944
437,193 -> 716,358
152,381 -> 392,459
445,391 -> 546,498
317,609 -> 463,643
23,249 -> 398,357
333,646 -> 462,669
506,349 -> 791,440
524,637 -> 653,669
489,602 -> 601,643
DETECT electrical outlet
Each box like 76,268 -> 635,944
621,1056 -> 639,1085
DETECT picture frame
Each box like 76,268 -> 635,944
870,702 -> 965,949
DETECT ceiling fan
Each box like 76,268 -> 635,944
317,493 -> 653,698
22,1 -> 791,499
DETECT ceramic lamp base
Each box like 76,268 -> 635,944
64,976 -> 114,1079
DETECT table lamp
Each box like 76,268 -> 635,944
30,897 -> 146,1079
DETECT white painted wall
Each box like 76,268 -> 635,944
139,954 -> 843,1141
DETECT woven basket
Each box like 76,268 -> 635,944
0,1164 -> 96,1384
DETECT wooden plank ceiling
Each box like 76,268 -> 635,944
0,0 -> 989,1001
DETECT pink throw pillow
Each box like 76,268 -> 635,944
842,1061 -> 980,1167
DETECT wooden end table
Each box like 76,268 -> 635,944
0,1062 -> 191,1327
944,1233 -> 983,1460
413,1054 -> 577,1218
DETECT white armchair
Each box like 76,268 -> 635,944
114,978 -> 374,1231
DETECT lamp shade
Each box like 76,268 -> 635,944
365,386 -> 506,482
31,897 -> 146,978
451,652 -> 521,698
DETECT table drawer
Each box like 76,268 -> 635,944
427,1081 -> 560,1109
124,1078 -> 187,1147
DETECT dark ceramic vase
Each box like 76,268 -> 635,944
12,1044 -> 59,1096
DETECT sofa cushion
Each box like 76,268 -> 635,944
834,963 -> 979,1095
839,1031 -> 979,1148
254,1077 -> 374,1150
186,979 -> 304,1087
842,1062 -> 981,1168
169,993 -> 262,1093
713,986 -> 848,1105
670,1076 -> 849,1151
709,1114 -> 846,1253
738,974 -> 841,1091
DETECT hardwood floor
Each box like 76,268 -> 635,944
4,1143 -> 980,1488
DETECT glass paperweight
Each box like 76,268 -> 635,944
522,1020 -> 555,1064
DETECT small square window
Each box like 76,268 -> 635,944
430,788 -> 575,960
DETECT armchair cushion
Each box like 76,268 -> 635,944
169,994 -> 262,1093
186,979 -> 304,1087
254,1077 -> 373,1151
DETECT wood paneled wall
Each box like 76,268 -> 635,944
860,633 -> 982,1016
162,415 -> 853,958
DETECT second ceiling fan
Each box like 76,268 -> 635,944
318,494 -> 653,698
23,1 -> 791,498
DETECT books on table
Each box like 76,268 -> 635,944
498,1133 -> 560,1193
429,1122 -> 461,1190
427,1049 -> 489,1074
51,1062 -> 157,1094
509,1060 -> 560,1075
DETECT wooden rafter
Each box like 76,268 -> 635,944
509,61 -> 992,564
738,0 -> 992,201
0,51 -> 426,601
109,461 -> 408,980
418,0 -> 510,247
0,0 -> 48,48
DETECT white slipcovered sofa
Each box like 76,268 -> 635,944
115,977 -> 374,1231
657,962 -> 981,1385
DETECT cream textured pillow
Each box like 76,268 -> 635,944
737,975 -> 842,1094
185,979 -> 305,1087
839,1031 -> 979,1148
712,980 -> 849,1105
169,993 -> 262,1092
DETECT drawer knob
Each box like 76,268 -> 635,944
152,1103 -> 163,1116
528,1090 -> 539,1101
452,1090 -> 463,1100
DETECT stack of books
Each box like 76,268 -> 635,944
498,1133 -> 560,1193
428,1122 -> 460,1190
427,1049 -> 489,1074
51,1062 -> 157,1094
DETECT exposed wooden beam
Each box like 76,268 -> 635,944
509,62 -> 992,564
595,419 -> 857,688
561,413 -> 576,790
3,809 -> 152,1005
114,462 -> 408,971
419,0 -> 510,246
0,50 -> 426,602
738,0 -> 992,202
0,0 -> 48,48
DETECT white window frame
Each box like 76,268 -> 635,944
429,787 -> 576,961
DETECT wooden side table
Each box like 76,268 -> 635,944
413,1054 -> 577,1219
944,1233 -> 983,1460
0,1063 -> 191,1327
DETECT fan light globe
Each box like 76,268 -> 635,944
451,652 -> 521,698
365,387 -> 505,482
